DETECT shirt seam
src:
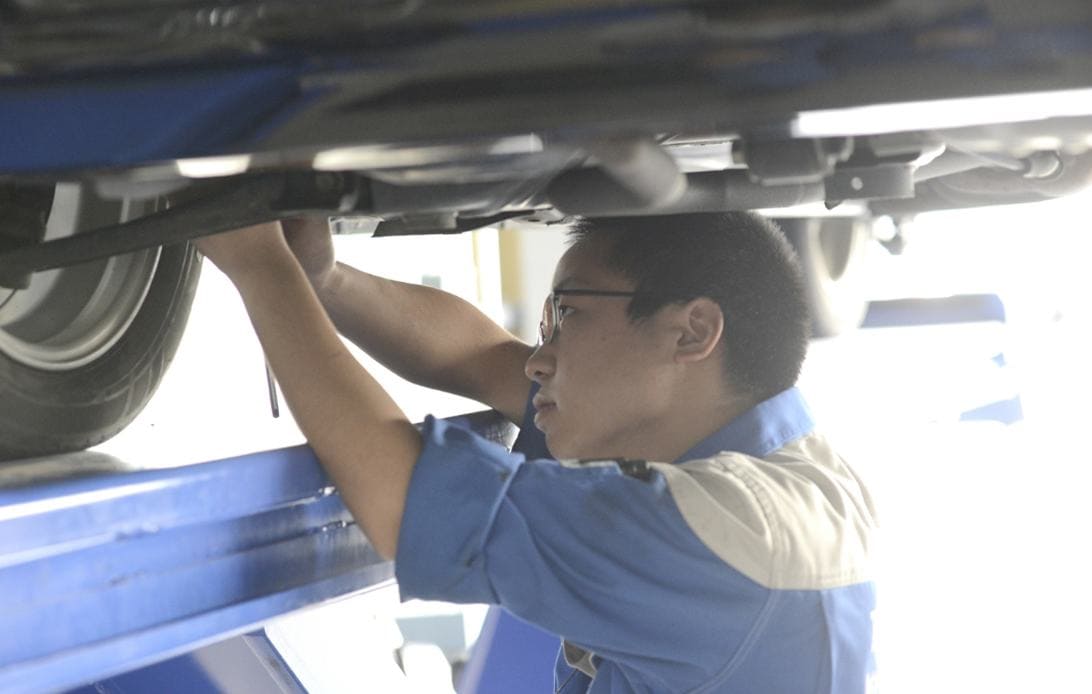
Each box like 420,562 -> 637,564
468,453 -> 523,602
724,457 -> 783,588
675,457 -> 786,694
686,589 -> 782,694
755,422 -> 813,458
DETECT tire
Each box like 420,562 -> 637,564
0,184 -> 201,461
779,216 -> 871,339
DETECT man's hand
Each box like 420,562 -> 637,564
195,221 -> 293,283
282,216 -> 339,295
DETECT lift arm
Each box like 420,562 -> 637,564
0,409 -> 514,693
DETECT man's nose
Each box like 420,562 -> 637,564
524,342 -> 555,383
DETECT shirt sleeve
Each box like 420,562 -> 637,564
395,416 -> 771,685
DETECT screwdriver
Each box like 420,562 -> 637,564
264,357 -> 280,418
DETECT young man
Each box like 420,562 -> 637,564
197,212 -> 877,693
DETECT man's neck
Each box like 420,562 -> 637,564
664,395 -> 753,463
602,390 -> 753,464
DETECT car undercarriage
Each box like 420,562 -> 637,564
2,0 -> 1092,458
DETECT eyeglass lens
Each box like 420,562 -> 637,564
539,295 -> 555,344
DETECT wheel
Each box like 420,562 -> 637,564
0,183 -> 201,461
779,216 -> 871,338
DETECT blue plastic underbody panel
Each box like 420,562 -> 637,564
0,62 -> 307,173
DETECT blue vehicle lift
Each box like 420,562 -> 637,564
0,410 -> 514,694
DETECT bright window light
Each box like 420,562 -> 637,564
175,155 -> 252,178
793,88 -> 1092,138
313,135 -> 544,171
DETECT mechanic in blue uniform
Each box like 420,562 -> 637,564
198,212 -> 878,693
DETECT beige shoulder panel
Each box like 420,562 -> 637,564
658,433 -> 877,590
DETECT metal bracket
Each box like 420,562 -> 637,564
743,137 -> 854,185
824,163 -> 915,203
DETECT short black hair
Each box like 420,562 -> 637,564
567,212 -> 809,402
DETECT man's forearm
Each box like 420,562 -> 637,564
317,261 -> 533,420
232,253 -> 421,560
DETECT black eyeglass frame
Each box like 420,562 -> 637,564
538,288 -> 641,345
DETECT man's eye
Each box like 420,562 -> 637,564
557,304 -> 575,322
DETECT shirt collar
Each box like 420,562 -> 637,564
674,387 -> 815,463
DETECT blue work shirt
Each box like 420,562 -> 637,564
396,387 -> 878,693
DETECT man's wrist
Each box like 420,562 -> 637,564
311,263 -> 345,302
225,247 -> 301,293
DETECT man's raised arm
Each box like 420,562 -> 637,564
283,217 -> 534,423
197,222 -> 421,559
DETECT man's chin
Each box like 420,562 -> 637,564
543,431 -> 581,460
547,436 -> 609,462
543,432 -> 565,458
543,426 -> 621,460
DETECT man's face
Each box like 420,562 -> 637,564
524,240 -> 678,460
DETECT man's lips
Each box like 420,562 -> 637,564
532,394 -> 557,412
532,398 -> 556,428
532,394 -> 557,426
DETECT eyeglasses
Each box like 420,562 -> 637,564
538,289 -> 641,345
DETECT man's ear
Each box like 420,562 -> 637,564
673,297 -> 724,363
